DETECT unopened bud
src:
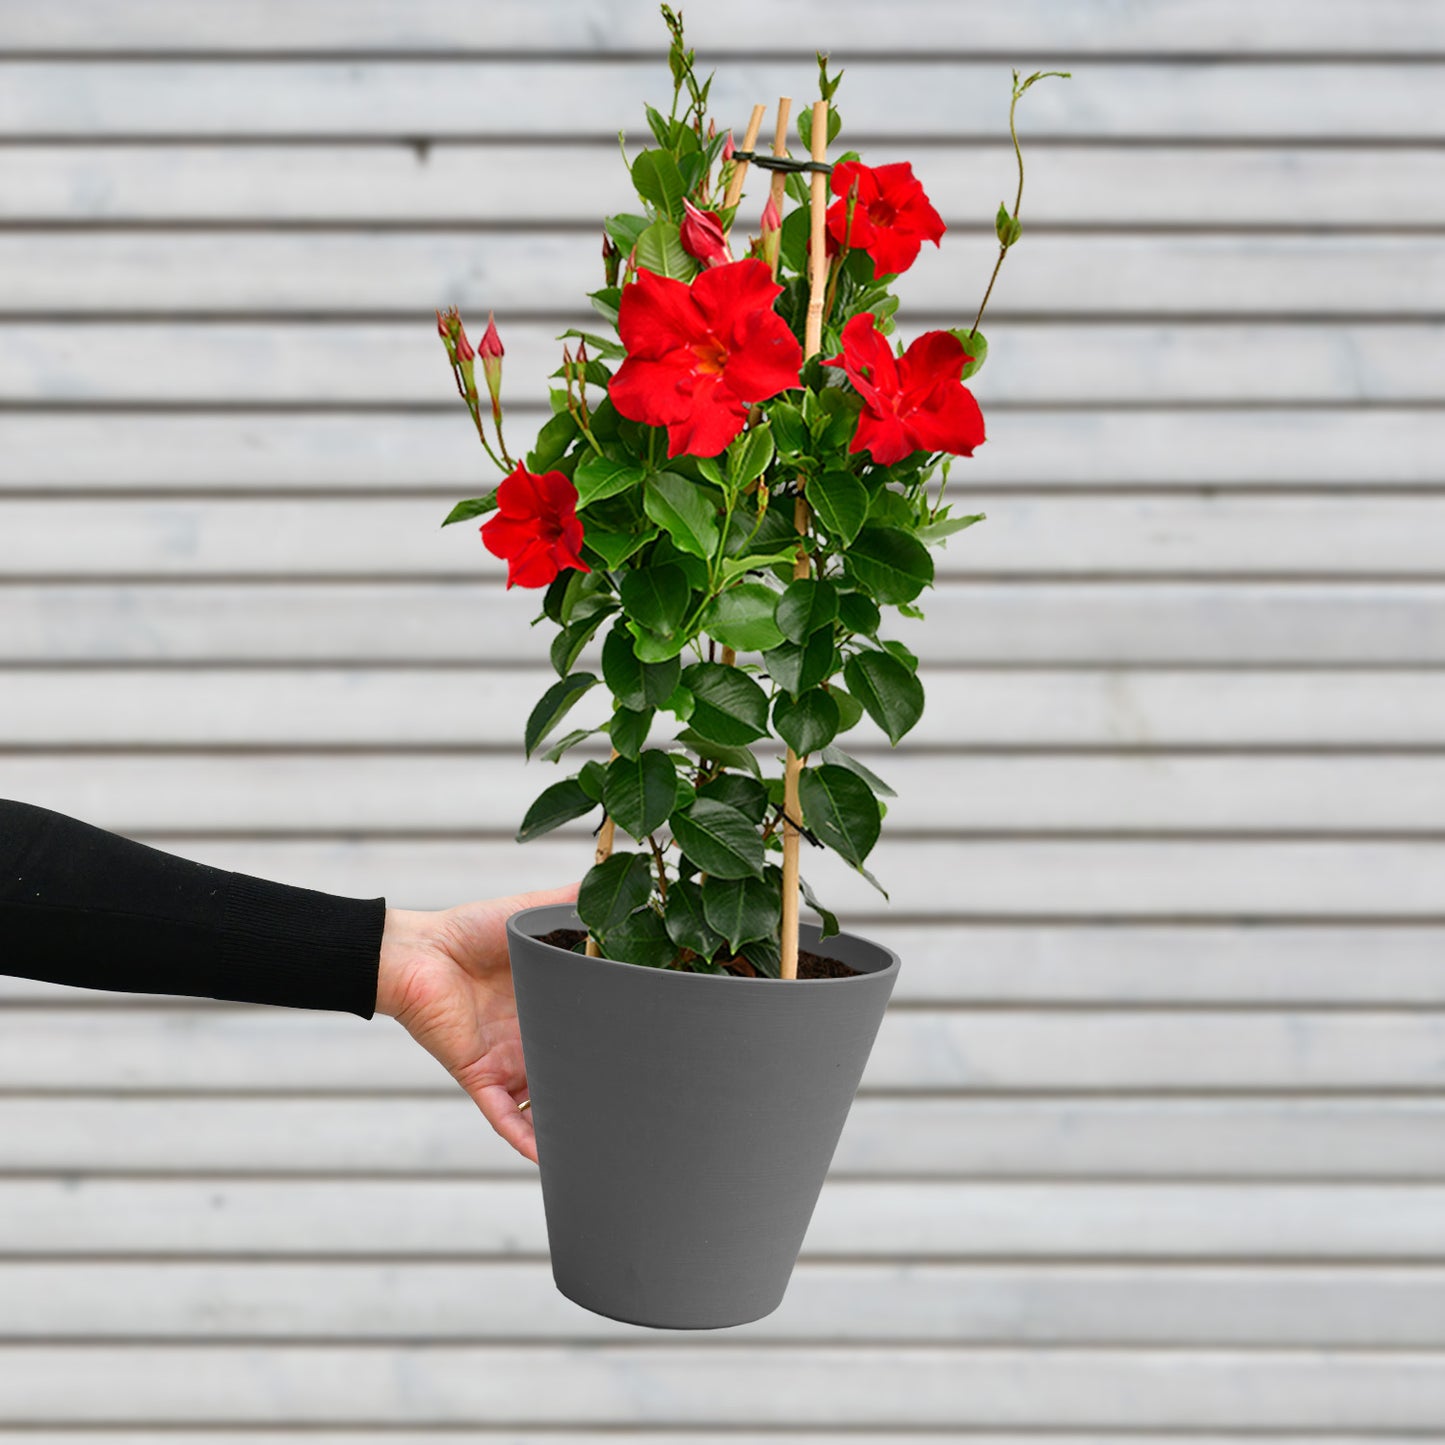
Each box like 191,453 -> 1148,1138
761,194 -> 782,233
680,198 -> 731,268
722,131 -> 735,163
479,311 -> 504,419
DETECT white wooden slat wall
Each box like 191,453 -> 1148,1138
0,0 -> 1441,1436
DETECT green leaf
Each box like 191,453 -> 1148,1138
698,772 -> 769,824
550,606 -> 615,677
601,906 -> 675,967
819,742 -> 896,797
602,624 -> 680,711
836,590 -> 881,636
664,878 -> 725,960
741,936 -> 782,978
808,470 -> 869,545
558,326 -> 627,361
949,327 -> 988,381
669,798 -> 765,880
776,577 -> 839,644
773,687 -> 840,755
602,214 -> 649,257
620,564 -> 690,636
524,673 -> 597,758
797,103 -> 842,151
679,661 -> 769,744
542,726 -> 600,764
516,778 -> 597,843
880,638 -> 919,673
728,424 -> 775,490
769,401 -> 806,455
702,871 -> 781,954
633,218 -> 699,281
798,764 -> 882,867
629,623 -> 690,663
574,454 -> 647,508
608,704 -> 653,760
718,546 -> 803,585
831,687 -> 864,733
845,526 -> 934,605
582,525 -> 656,570
632,148 -> 687,219
995,202 -> 1023,247
762,627 -> 836,697
675,729 -> 762,778
916,511 -> 986,545
526,410 -> 580,472
577,852 -> 654,932
442,492 -> 498,527
662,681 -> 695,721
644,471 -> 719,559
603,748 -> 678,840
698,582 -> 784,652
844,650 -> 925,745
577,758 -> 608,801
799,874 -> 840,939
695,456 -> 726,487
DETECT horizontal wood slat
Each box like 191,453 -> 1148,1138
5,1095 -> 1445,1179
0,322 -> 1437,403
4,409 -> 1440,489
3,144 -> 1443,226
5,1 -> 1440,55
0,62 -> 1442,140
2,233 -> 1439,317
7,752 -> 1445,834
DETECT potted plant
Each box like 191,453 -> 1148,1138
435,8 -> 1065,1329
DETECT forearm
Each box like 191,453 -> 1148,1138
0,798 -> 385,1017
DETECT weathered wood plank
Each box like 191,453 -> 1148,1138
2,582 -> 1441,664
4,1006 -> 1445,1092
7,495 -> 1445,577
9,752 -> 1445,834
5,1095 -> 1445,1178
7,667 -> 1445,748
3,233 -> 1439,317
3,144 -> 1441,225
2,1260 -> 1442,1345
0,322 -> 1436,403
3,409 -> 1439,489
0,62 -> 1441,140
6,1179 -> 1445,1260
5,1 -> 1438,55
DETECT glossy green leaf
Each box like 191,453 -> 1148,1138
516,778 -> 596,844
718,545 -> 803,585
574,454 -> 647,508
631,149 -> 687,219
836,590 -> 881,636
798,764 -> 883,867
950,326 -> 988,381
608,704 -> 653,760
728,424 -> 775,490
601,906 -> 675,967
577,851 -> 654,932
916,511 -> 986,545
679,662 -> 769,744
550,606 -> 615,677
808,470 -> 869,545
762,628 -> 835,697
620,564 -> 690,636
577,758 -> 608,801
441,491 -> 498,527
831,687 -> 864,733
819,742 -> 896,797
525,410 -> 579,472
542,726 -> 600,764
698,772 -> 769,824
702,871 -> 781,954
776,578 -> 838,644
675,729 -> 762,778
773,688 -> 840,756
843,649 -> 925,745
644,471 -> 719,560
633,218 -> 699,281
669,798 -> 765,880
628,624 -> 690,663
799,875 -> 840,939
582,526 -> 656,570
602,624 -> 680,710
524,672 -> 597,758
845,527 -> 934,605
602,748 -> 678,840
698,582 -> 784,652
769,401 -> 806,455
664,878 -> 724,960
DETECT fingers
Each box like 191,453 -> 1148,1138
499,880 -> 581,912
471,1079 -> 540,1167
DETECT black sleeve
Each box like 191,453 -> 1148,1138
0,799 -> 385,1018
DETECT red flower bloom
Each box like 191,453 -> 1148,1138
480,463 -> 590,589
826,160 -> 946,280
680,199 -> 731,268
823,313 -> 985,466
609,258 -> 803,457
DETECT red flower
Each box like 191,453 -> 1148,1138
609,258 -> 803,457
680,199 -> 731,268
826,160 -> 945,280
823,313 -> 985,466
480,463 -> 590,589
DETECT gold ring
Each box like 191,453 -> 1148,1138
519,1098 -> 532,1112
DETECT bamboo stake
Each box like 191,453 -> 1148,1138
764,97 -> 793,277
780,98 -> 830,984
585,749 -> 619,957
722,103 -> 767,213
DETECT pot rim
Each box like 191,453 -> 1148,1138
505,901 -> 901,985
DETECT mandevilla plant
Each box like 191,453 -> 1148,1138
437,7 -> 1066,979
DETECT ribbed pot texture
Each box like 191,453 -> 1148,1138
506,902 -> 901,1329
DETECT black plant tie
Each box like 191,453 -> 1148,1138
729,149 -> 834,176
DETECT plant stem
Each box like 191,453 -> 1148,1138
585,749 -> 620,957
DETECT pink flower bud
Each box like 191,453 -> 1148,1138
760,194 -> 782,234
680,198 -> 731,268
722,131 -> 735,163
454,321 -> 474,364
479,311 -> 504,361
479,311 -> 504,418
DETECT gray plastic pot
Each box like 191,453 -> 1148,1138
505,902 -> 901,1330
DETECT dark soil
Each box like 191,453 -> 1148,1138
535,927 -> 863,979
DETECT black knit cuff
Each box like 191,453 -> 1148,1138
219,872 -> 386,1018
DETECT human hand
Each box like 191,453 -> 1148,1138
375,884 -> 578,1166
